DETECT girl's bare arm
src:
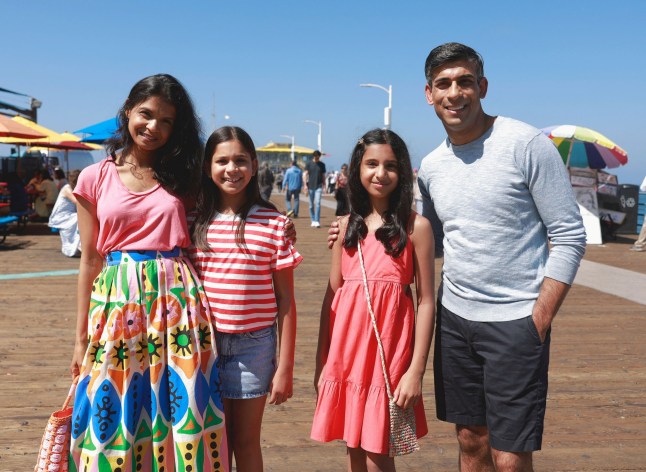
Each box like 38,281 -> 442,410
269,267 -> 297,405
393,214 -> 436,409
314,216 -> 346,394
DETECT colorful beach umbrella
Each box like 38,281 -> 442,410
0,118 -> 100,173
0,114 -> 46,139
0,116 -> 69,146
256,142 -> 318,154
542,125 -> 628,169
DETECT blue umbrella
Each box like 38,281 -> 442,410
75,117 -> 118,144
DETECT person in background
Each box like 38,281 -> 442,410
275,169 -> 284,193
305,150 -> 326,227
334,163 -> 349,216
326,171 -> 337,195
33,169 -> 58,219
54,168 -> 68,191
259,161 -> 275,201
630,175 -> 646,252
48,170 -> 82,257
26,169 -> 42,196
284,159 -> 303,217
6,173 -> 29,214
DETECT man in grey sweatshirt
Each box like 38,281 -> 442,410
418,43 -> 586,471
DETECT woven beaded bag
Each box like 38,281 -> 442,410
34,378 -> 78,472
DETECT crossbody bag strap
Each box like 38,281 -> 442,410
357,241 -> 394,402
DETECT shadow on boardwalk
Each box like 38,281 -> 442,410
0,197 -> 645,471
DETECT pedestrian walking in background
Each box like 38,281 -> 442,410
284,159 -> 303,217
258,161 -> 275,201
305,150 -> 326,227
630,175 -> 646,252
334,163 -> 349,216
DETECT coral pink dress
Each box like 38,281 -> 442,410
311,233 -> 428,454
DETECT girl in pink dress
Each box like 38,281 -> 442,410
312,129 -> 436,471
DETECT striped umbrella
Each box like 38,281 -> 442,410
542,125 -> 628,169
0,114 -> 46,139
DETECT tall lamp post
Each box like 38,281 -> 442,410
359,83 -> 392,130
304,119 -> 322,152
280,134 -> 295,161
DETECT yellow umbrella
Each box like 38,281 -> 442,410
60,133 -> 103,150
0,114 -> 46,139
256,141 -> 318,154
28,133 -> 103,151
0,117 -> 101,174
31,133 -> 102,174
0,116 -> 68,145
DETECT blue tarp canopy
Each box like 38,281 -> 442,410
75,117 -> 118,144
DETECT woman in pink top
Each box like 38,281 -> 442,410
68,74 -> 228,472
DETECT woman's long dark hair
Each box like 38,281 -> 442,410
192,126 -> 277,251
344,128 -> 413,257
105,74 -> 203,198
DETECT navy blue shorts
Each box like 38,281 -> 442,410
433,304 -> 551,452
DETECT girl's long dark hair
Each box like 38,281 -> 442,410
105,74 -> 203,198
192,126 -> 277,251
344,128 -> 413,257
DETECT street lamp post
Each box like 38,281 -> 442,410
280,134 -> 295,161
359,83 -> 392,130
304,119 -> 322,152
210,93 -> 231,130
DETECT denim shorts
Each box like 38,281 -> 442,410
215,325 -> 277,399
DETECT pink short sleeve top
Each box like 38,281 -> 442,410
74,158 -> 191,256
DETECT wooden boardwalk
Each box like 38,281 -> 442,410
1,196 -> 645,471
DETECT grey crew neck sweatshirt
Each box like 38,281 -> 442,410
418,116 -> 586,322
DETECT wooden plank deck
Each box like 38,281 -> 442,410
1,196 -> 645,471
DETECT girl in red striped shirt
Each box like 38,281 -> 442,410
189,126 -> 301,471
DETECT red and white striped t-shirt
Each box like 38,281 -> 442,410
188,205 -> 302,333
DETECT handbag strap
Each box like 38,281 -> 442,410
61,376 -> 80,410
357,241 -> 394,402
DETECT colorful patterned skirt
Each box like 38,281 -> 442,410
70,249 -> 228,472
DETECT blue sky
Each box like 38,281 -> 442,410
2,0 -> 645,184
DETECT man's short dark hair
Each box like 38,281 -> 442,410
313,150 -> 321,158
425,42 -> 485,85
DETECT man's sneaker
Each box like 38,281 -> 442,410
312,221 -> 321,228
630,245 -> 645,252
